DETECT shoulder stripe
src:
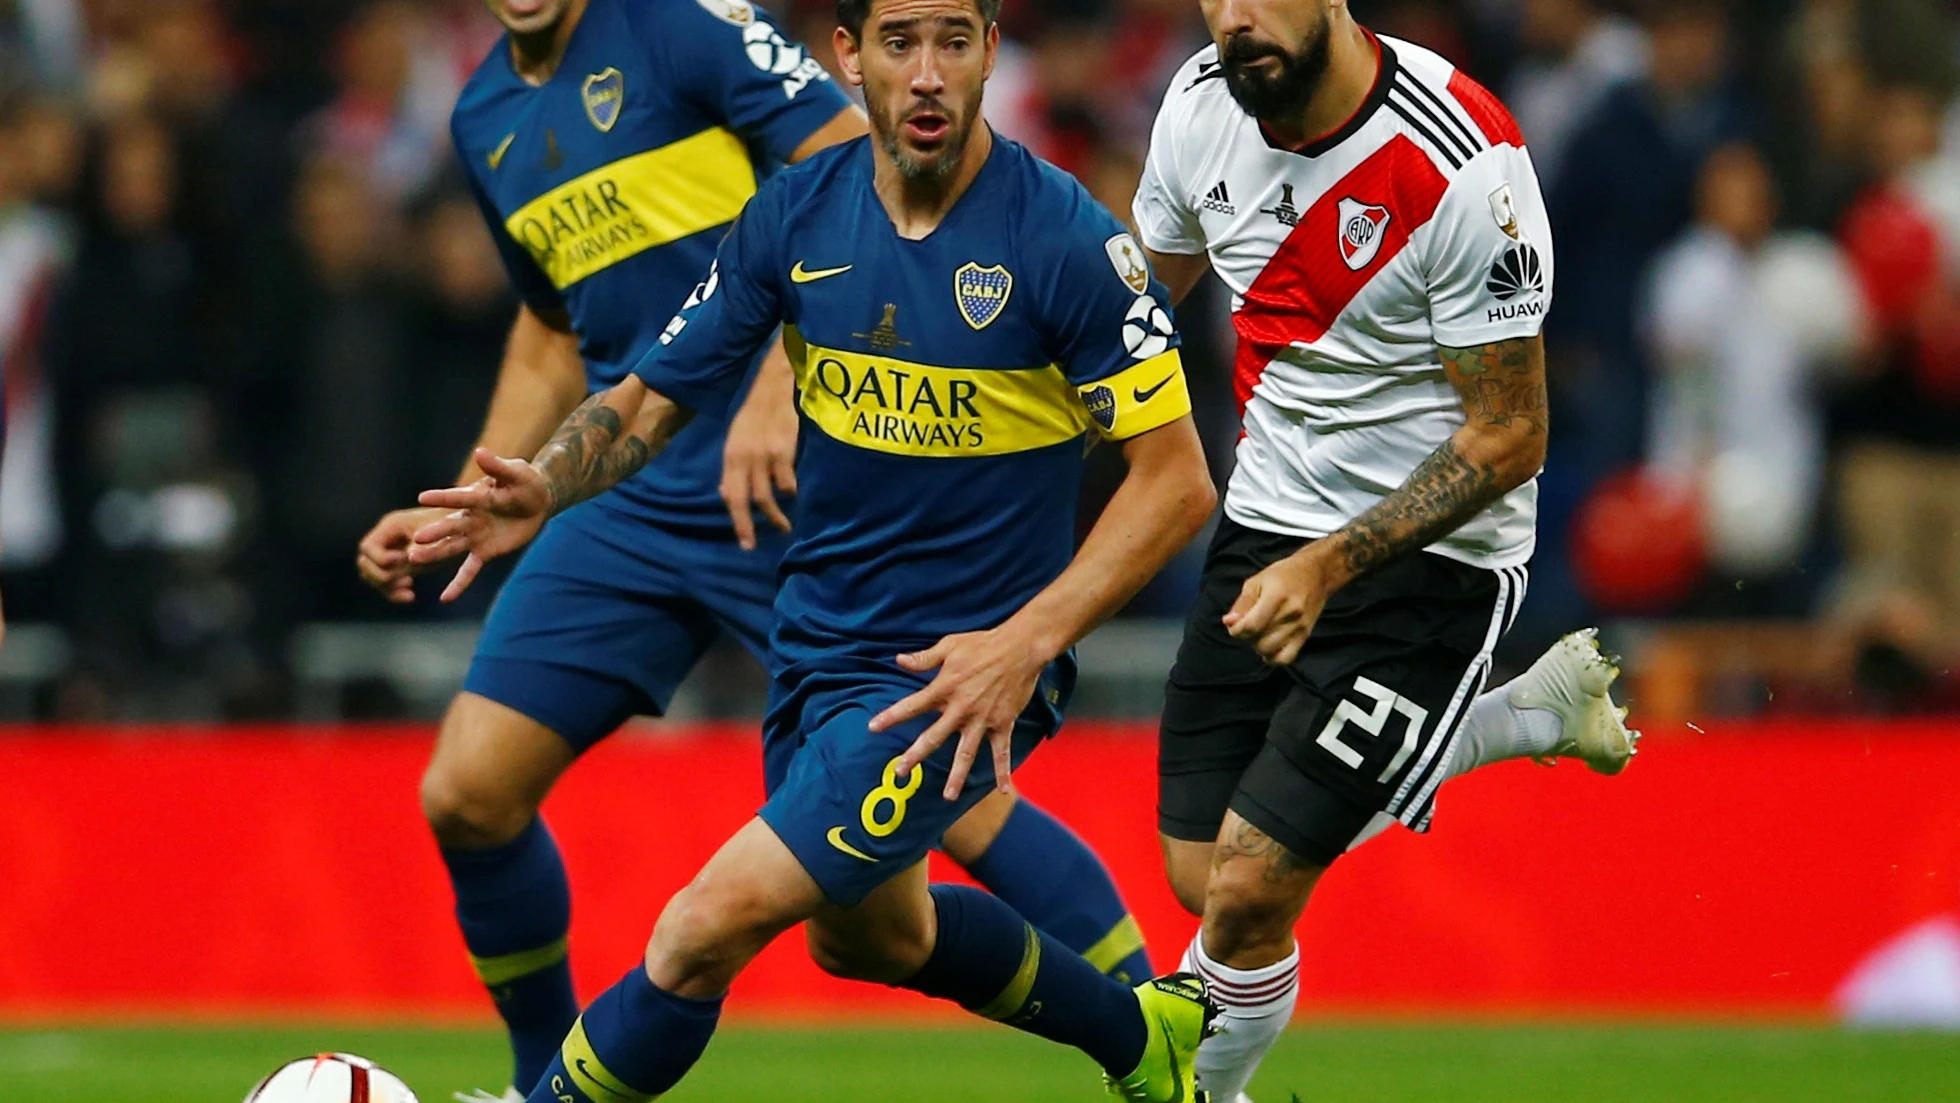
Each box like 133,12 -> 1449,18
1385,97 -> 1464,170
1185,60 -> 1225,91
1396,72 -> 1484,156
1446,68 -> 1524,148
1388,82 -> 1475,165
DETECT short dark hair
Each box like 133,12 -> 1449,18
835,0 -> 1001,37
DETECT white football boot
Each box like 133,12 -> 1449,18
452,1089 -> 522,1103
1509,628 -> 1640,775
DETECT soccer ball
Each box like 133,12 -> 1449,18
743,22 -> 806,75
243,1054 -> 420,1103
1122,295 -> 1174,360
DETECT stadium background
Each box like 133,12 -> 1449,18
3,0 -> 1960,1099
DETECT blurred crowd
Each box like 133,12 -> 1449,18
5,0 -> 1960,719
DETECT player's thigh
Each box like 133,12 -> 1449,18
646,816 -> 828,999
1228,552 -> 1514,869
421,692 -> 577,849
759,669 -> 1055,910
464,504 -> 723,752
804,857 -> 933,983
939,790 -> 1019,867
1158,518 -> 1299,870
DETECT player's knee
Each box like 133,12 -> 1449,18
1203,865 -> 1308,963
419,753 -> 537,850
422,696 -> 566,850
420,769 -> 534,850
645,877 -> 783,995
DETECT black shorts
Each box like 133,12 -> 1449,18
1158,517 -> 1526,866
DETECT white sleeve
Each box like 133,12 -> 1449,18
1133,76 -> 1207,256
1422,144 -> 1555,349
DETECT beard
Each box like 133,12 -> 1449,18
1220,25 -> 1331,123
871,97 -> 970,182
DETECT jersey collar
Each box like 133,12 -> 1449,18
1259,31 -> 1397,159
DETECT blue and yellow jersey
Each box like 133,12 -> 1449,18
451,0 -> 850,527
633,135 -> 1193,667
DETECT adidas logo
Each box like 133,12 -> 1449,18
1202,181 -> 1236,215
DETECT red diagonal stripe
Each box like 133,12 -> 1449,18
1230,134 -> 1451,414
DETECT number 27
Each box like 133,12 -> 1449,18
1316,677 -> 1429,783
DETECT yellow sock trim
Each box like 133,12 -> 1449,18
975,923 -> 1043,1021
1081,915 -> 1147,978
469,936 -> 569,988
562,1017 -> 656,1102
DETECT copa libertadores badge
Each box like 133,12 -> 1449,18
955,263 -> 1014,331
582,67 -> 624,133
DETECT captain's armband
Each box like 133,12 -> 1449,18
1076,350 -> 1192,441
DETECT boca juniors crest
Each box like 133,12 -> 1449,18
1082,385 -> 1117,432
582,67 -> 625,133
954,262 -> 1014,330
1337,197 -> 1391,271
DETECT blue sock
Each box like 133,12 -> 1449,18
963,801 -> 1154,985
904,884 -> 1147,1076
441,818 -> 578,1094
524,967 -> 722,1103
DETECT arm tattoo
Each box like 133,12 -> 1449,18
1439,338 -> 1548,437
534,392 -> 678,515
1332,441 -> 1501,577
1325,337 -> 1545,579
1213,819 -> 1317,884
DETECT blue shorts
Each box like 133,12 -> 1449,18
463,497 -> 785,752
759,658 -> 1076,907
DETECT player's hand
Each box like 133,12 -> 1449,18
356,506 -> 452,604
871,628 -> 1048,801
720,374 -> 799,551
1224,551 -> 1337,666
409,449 -> 553,603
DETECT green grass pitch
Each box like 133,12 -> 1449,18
3,1022 -> 1956,1102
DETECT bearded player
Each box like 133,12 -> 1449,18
356,0 -> 1154,1097
1133,1 -> 1641,1099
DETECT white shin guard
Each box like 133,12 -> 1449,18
1183,934 -> 1299,1102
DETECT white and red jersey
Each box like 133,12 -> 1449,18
1134,35 -> 1551,570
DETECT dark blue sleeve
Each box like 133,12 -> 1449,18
1036,181 -> 1193,439
630,180 -> 786,416
461,159 -> 565,317
657,0 -> 853,164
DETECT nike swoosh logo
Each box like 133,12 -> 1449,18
1134,376 -> 1174,403
826,826 -> 876,862
791,261 -> 853,284
572,1059 -> 634,1102
487,132 -> 516,171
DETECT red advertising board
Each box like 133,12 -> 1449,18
0,722 -> 1953,1019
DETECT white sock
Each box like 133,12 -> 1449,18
1443,683 -> 1564,780
1182,933 -> 1299,1102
